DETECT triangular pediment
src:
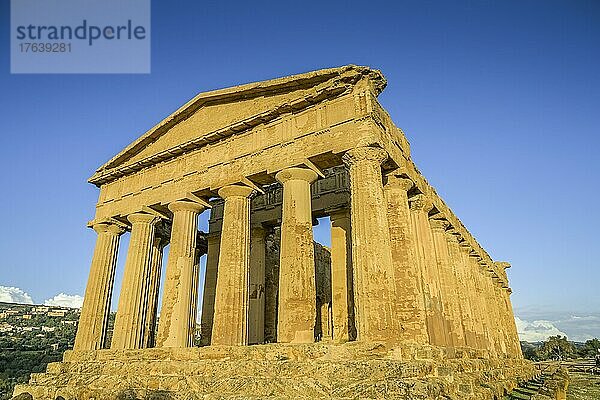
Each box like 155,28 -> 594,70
89,65 -> 385,186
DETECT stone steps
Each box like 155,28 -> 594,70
13,344 -> 536,399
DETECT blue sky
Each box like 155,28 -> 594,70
0,0 -> 598,341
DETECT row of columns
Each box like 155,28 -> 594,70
74,145 -> 521,359
384,181 -> 522,357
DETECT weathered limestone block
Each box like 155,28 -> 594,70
383,175 -> 428,344
276,167 -> 318,343
343,146 -> 398,343
156,201 -> 205,348
111,212 -> 159,349
74,222 -> 124,351
211,184 -> 254,345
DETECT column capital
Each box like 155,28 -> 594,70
445,231 -> 460,243
409,194 -> 433,213
494,261 -> 512,270
342,146 -> 388,167
251,225 -> 266,237
459,240 -> 472,250
218,184 -> 254,199
275,167 -> 318,184
92,222 -> 125,236
429,218 -> 450,231
168,200 -> 205,214
385,175 -> 414,192
330,209 -> 351,224
127,212 -> 160,225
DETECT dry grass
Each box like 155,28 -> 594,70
566,371 -> 600,399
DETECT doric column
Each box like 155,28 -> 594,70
188,242 -> 202,346
112,212 -> 159,349
469,253 -> 496,356
74,222 -> 124,351
446,230 -> 477,349
494,262 -> 522,358
156,201 -> 205,348
491,274 -> 510,357
430,218 -> 465,347
459,242 -> 488,352
248,226 -> 266,344
200,231 -> 220,346
263,227 -> 280,343
505,287 -> 523,358
384,176 -> 429,344
330,210 -> 354,342
481,264 -> 504,356
409,195 -> 448,346
275,167 -> 318,343
342,147 -> 398,342
143,232 -> 167,348
211,184 -> 253,346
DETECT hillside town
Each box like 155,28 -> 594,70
0,302 -> 80,399
0,302 -> 78,350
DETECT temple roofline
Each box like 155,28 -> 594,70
90,65 -> 385,183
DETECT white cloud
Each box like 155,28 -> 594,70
44,293 -> 84,309
515,316 -> 568,342
0,286 -> 34,304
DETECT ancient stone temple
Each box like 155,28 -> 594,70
14,65 -> 534,399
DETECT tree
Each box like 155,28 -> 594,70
578,338 -> 600,358
537,336 -> 576,361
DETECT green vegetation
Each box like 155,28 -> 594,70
521,335 -> 600,361
566,371 -> 600,400
0,303 -> 80,399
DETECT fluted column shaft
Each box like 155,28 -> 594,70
430,218 -> 465,347
343,147 -> 398,342
384,176 -> 428,344
156,201 -> 205,347
459,243 -> 488,352
112,212 -> 159,349
200,231 -> 220,345
330,210 -> 354,342
469,254 -> 496,356
409,195 -> 448,346
212,185 -> 254,346
143,234 -> 166,348
491,276 -> 510,357
503,287 -> 523,358
74,222 -> 124,351
248,226 -> 266,344
482,266 -> 505,356
446,231 -> 477,349
188,245 -> 201,346
276,167 -> 318,343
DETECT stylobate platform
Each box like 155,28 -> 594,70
13,342 -> 535,399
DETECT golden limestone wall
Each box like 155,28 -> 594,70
14,65 -> 528,400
